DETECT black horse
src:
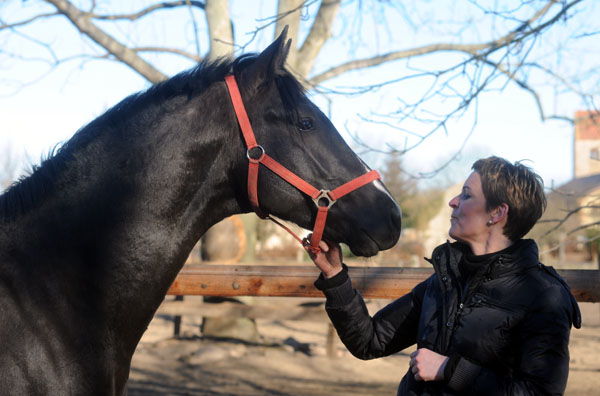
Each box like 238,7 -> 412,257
0,30 -> 401,395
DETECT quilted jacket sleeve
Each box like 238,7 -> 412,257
315,266 -> 430,360
446,284 -> 575,395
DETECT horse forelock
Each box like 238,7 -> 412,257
274,73 -> 307,122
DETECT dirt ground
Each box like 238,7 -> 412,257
128,299 -> 600,396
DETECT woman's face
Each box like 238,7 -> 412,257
448,172 -> 491,245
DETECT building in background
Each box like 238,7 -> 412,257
535,111 -> 600,267
574,111 -> 600,178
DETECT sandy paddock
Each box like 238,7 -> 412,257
128,298 -> 600,395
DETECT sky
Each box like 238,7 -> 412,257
0,0 -> 596,191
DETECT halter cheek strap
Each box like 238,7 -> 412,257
224,74 -> 380,254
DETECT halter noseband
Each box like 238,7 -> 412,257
224,74 -> 380,254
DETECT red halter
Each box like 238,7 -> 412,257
224,74 -> 381,254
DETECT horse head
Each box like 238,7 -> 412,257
228,29 -> 401,257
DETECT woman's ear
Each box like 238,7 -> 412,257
491,203 -> 509,224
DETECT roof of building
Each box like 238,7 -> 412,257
552,173 -> 600,197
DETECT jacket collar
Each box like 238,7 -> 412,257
428,239 -> 540,280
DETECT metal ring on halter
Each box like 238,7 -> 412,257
312,190 -> 336,209
246,145 -> 265,163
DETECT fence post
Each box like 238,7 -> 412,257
172,295 -> 184,337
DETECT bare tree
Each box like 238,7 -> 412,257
1,1 -> 597,154
2,0 -> 599,240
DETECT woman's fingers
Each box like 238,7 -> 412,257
303,235 -> 344,276
303,234 -> 330,252
408,348 -> 448,382
318,240 -> 330,252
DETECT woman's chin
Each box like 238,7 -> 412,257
448,228 -> 457,240
448,230 -> 464,244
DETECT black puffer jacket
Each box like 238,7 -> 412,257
315,239 -> 581,395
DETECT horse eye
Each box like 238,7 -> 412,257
298,118 -> 314,131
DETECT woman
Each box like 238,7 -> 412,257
305,156 -> 581,395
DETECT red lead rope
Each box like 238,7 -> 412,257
224,74 -> 381,254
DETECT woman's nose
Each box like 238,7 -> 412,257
449,195 -> 459,208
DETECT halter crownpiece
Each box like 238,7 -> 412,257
224,74 -> 381,254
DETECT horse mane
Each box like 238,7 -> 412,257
0,53 -> 307,221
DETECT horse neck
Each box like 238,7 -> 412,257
10,83 -> 247,350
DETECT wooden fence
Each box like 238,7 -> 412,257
167,264 -> 600,302
160,264 -> 599,348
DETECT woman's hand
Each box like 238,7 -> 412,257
302,234 -> 343,279
409,348 -> 449,382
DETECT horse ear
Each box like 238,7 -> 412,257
245,26 -> 292,86
270,26 -> 292,74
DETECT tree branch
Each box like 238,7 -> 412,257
540,203 -> 600,237
185,0 -> 202,57
45,0 -> 168,83
308,43 -> 483,86
90,1 -> 206,21
295,0 -> 341,79
205,0 -> 233,60
569,221 -> 600,235
240,0 -> 318,53
133,47 -> 202,62
275,0 -> 304,68
307,0 -> 579,86
0,13 -> 59,30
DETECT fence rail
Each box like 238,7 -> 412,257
158,299 -> 328,321
167,265 -> 600,302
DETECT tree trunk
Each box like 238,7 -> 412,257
205,0 -> 234,60
275,0 -> 303,69
200,215 -> 261,343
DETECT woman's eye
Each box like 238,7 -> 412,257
298,118 -> 314,131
